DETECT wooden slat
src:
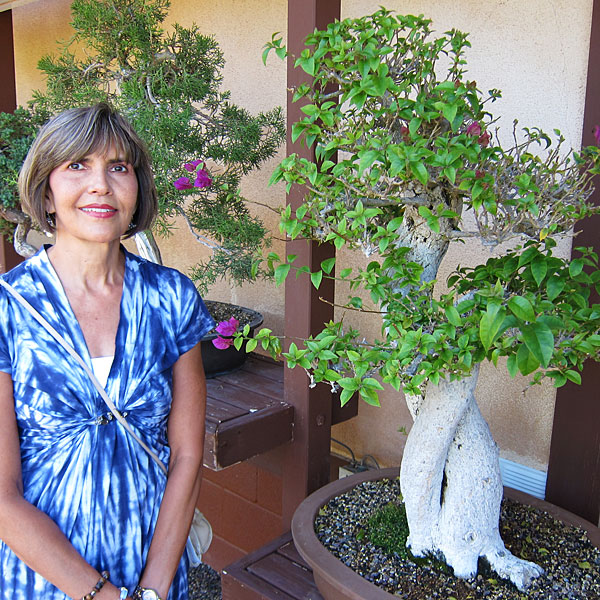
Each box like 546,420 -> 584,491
206,379 -> 281,413
214,368 -> 284,400
248,554 -> 320,600
240,356 -> 285,383
276,541 -> 309,569
205,396 -> 248,423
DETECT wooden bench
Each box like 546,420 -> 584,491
203,354 -> 294,471
221,531 -> 323,600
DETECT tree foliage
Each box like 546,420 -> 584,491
253,9 -> 600,401
0,0 -> 285,291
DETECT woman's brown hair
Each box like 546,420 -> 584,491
19,103 -> 158,238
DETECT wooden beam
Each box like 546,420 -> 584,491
282,0 -> 341,528
0,9 -> 23,275
545,0 -> 600,525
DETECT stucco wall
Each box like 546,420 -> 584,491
11,0 -> 594,475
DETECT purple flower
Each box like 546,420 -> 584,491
466,122 -> 482,137
184,159 -> 204,172
212,336 -> 234,349
194,168 -> 213,189
215,317 -> 239,337
173,177 -> 193,190
594,125 -> 600,146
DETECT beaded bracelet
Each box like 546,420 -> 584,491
82,571 -> 110,600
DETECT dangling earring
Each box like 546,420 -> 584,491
127,221 -> 136,231
46,212 -> 56,227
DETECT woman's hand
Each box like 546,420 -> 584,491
135,342 -> 207,598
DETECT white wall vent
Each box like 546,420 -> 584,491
499,458 -> 547,500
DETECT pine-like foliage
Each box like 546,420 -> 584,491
0,0 -> 285,290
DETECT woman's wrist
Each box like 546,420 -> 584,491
92,580 -> 129,600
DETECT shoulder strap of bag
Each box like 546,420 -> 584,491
0,278 -> 168,476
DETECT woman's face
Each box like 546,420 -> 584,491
46,146 -> 138,247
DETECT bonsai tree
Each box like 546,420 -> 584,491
0,0 -> 285,292
259,9 -> 600,590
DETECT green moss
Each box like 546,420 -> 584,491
363,501 -> 411,559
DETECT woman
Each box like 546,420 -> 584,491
0,104 -> 213,600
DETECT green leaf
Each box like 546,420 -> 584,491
358,149 -> 380,175
521,322 -> 554,367
547,276 -> 565,301
516,344 -> 540,376
246,338 -> 258,353
360,387 -> 381,407
508,296 -> 536,322
479,305 -> 506,350
310,270 -> 323,289
411,161 -> 429,186
321,257 -> 336,274
569,258 -> 584,277
274,263 -> 291,287
338,377 -> 359,391
507,354 -> 518,377
441,103 -> 457,124
566,370 -> 582,385
531,256 -> 548,287
340,388 -> 354,406
445,306 -> 462,326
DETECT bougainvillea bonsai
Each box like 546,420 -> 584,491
255,8 -> 600,590
0,0 -> 285,292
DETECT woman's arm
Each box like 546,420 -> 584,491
136,342 -> 207,598
0,371 -> 128,600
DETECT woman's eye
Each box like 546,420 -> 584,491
67,162 -> 83,170
111,164 -> 129,172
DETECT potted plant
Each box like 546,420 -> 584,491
254,8 -> 600,594
0,0 -> 286,373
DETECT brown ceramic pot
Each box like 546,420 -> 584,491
291,467 -> 600,600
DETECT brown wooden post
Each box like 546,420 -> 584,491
545,0 -> 600,525
282,0 -> 341,528
0,9 -> 23,274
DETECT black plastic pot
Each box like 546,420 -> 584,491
201,301 -> 264,378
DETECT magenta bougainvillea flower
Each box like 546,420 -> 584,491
194,168 -> 213,189
593,125 -> 600,146
173,177 -> 193,190
212,317 -> 240,349
173,159 -> 213,190
215,317 -> 239,337
212,336 -> 234,349
184,159 -> 204,172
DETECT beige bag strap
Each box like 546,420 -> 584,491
0,278 -> 168,476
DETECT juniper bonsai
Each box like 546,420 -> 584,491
258,9 -> 600,590
0,0 -> 285,292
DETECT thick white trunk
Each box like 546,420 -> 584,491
400,369 -> 544,590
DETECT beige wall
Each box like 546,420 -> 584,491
11,0 -> 594,474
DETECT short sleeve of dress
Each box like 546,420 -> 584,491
174,275 -> 215,356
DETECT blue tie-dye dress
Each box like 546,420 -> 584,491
0,246 -> 214,599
